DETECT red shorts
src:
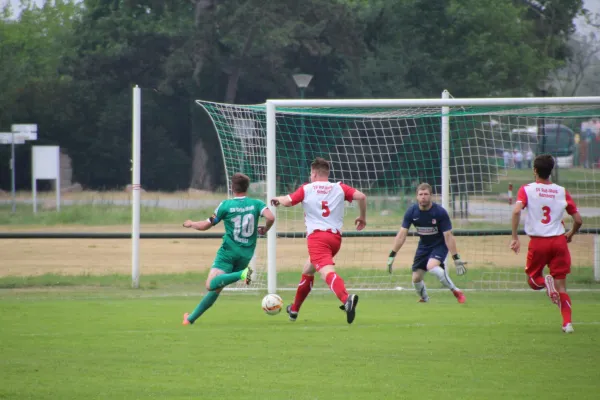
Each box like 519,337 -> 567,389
526,235 -> 571,280
307,230 -> 342,271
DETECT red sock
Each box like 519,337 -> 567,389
291,274 -> 314,312
559,292 -> 572,326
325,272 -> 348,304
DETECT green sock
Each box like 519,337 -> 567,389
187,291 -> 220,323
209,268 -> 247,291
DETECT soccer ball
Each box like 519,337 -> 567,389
261,294 -> 283,315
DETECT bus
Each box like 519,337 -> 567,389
511,124 -> 575,168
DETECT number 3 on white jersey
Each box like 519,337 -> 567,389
517,182 -> 578,237
541,206 -> 551,224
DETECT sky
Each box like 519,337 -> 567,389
574,0 -> 600,34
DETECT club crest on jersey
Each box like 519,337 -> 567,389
432,219 -> 436,224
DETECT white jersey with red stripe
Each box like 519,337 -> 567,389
288,181 -> 356,237
516,182 -> 578,237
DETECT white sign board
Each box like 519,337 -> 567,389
11,124 -> 38,140
12,124 -> 37,132
0,133 -> 25,144
32,146 -> 60,179
32,145 -> 61,213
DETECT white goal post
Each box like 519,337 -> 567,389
263,94 -> 600,294
131,86 -> 600,291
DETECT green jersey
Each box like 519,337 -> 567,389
212,196 -> 267,256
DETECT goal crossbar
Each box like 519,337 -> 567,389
266,94 -> 600,293
263,94 -> 600,293
266,96 -> 600,108
131,89 -> 600,292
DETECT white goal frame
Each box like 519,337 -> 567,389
264,94 -> 600,294
130,86 -> 600,290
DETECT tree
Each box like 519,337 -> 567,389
337,0 -> 587,98
1,0 -> 590,192
173,0 -> 368,188
552,9 -> 600,96
54,0 -> 194,190
552,32 -> 600,95
0,0 -> 82,126
0,0 -> 82,190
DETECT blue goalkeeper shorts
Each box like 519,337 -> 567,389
412,245 -> 448,272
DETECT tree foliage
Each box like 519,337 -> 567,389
0,0 -> 590,191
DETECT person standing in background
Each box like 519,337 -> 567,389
526,148 -> 533,169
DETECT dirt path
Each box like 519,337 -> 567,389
0,230 -> 594,277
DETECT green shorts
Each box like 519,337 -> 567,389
212,247 -> 253,274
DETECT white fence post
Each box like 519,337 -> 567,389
594,234 -> 600,283
131,86 -> 141,289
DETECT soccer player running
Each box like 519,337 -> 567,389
270,157 -> 367,324
387,183 -> 467,303
510,154 -> 582,333
181,173 -> 275,325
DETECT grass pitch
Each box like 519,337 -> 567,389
1,176 -> 599,399
1,288 -> 599,400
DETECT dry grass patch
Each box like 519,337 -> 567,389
1,230 -> 594,277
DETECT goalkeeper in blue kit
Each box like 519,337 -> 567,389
387,183 -> 467,303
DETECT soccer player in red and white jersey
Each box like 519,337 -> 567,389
270,157 -> 367,324
510,154 -> 583,333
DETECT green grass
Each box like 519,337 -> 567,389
2,171 -> 598,229
0,204 -> 214,226
0,201 -> 509,231
0,200 -> 410,230
0,272 -> 205,290
1,288 -> 599,400
1,267 -> 597,291
580,216 -> 600,226
485,168 -> 600,226
489,167 -> 599,198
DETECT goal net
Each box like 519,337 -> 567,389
197,95 -> 600,292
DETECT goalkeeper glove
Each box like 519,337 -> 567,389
452,254 -> 467,276
387,251 -> 397,274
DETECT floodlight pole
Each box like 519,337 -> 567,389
292,74 -> 313,178
538,79 -> 559,183
299,87 -> 306,175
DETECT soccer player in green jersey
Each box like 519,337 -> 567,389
181,173 -> 275,325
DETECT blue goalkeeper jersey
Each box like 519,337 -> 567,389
401,203 -> 452,250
